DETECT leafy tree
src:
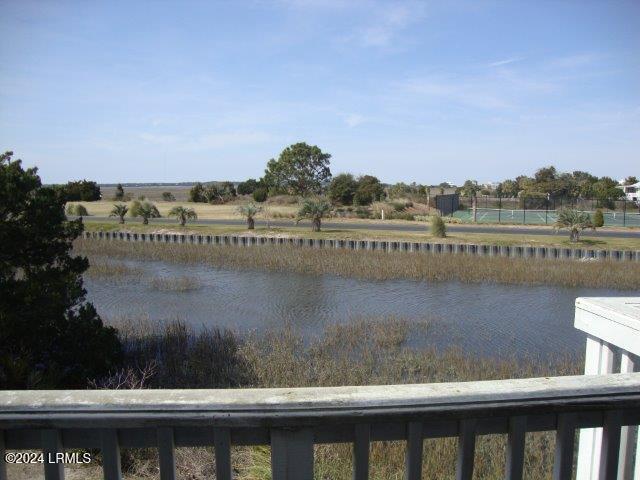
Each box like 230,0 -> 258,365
496,180 -> 519,197
459,180 -> 480,198
353,175 -> 385,206
74,204 -> 89,217
431,215 -> 446,238
553,209 -> 594,242
263,142 -> 332,195
114,183 -> 125,200
169,206 -> 197,226
189,182 -> 206,202
593,209 -> 604,228
237,179 -> 259,195
252,187 -> 268,203
110,204 -> 129,224
624,176 -> 638,185
328,173 -> 358,205
297,198 -> 331,231
135,202 -> 161,224
63,180 -> 101,201
237,203 -> 262,229
162,191 -> 176,201
0,151 -> 121,388
591,177 -> 623,209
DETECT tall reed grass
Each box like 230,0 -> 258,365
93,317 -> 582,480
75,239 -> 640,289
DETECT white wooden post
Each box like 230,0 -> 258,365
574,297 -> 640,480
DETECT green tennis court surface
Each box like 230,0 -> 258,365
451,208 -> 640,227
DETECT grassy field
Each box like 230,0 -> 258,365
75,239 -> 640,289
9,318 -> 582,480
68,198 -> 299,219
80,219 -> 640,251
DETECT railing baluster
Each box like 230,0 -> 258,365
353,424 -> 370,480
100,429 -> 122,480
271,428 -> 314,480
599,410 -> 622,480
0,430 -> 6,480
214,427 -> 232,480
504,416 -> 527,480
456,419 -> 477,480
404,421 -> 423,480
618,352 -> 636,480
553,413 -> 576,480
157,427 -> 176,480
42,429 -> 64,480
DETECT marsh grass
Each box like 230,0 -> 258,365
85,259 -> 143,280
76,239 -> 640,289
97,316 -> 582,480
149,275 -> 201,292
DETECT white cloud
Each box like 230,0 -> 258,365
339,2 -> 426,49
343,113 -> 367,127
489,57 -> 524,67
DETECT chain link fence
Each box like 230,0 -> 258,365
449,196 -> 640,227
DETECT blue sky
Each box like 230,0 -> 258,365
1,0 -> 638,185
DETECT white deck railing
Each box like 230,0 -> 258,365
1,374 -> 639,480
575,297 -> 640,480
0,297 -> 638,480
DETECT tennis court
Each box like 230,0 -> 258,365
451,208 -> 640,227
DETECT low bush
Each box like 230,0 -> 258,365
252,188 -> 268,203
431,215 -> 446,237
594,209 -> 604,228
129,200 -> 142,217
161,192 -> 176,202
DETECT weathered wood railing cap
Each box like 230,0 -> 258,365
575,297 -> 640,356
1,373 -> 639,416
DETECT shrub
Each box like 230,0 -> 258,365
431,215 -> 446,237
189,182 -> 206,203
162,192 -> 176,201
252,187 -> 268,202
593,209 -> 604,228
74,204 -> 89,216
237,179 -> 259,195
66,204 -> 76,215
129,200 -> 142,217
328,173 -> 357,205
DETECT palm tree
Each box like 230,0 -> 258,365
297,198 -> 331,232
136,202 -> 161,225
554,208 -> 594,242
237,203 -> 262,229
109,204 -> 129,224
168,206 -> 197,226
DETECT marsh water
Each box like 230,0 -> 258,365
85,258 -> 636,359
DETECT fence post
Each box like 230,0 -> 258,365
545,200 -> 548,225
498,196 -> 502,223
623,199 -> 626,227
523,198 -> 526,225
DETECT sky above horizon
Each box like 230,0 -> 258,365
1,0 -> 638,185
